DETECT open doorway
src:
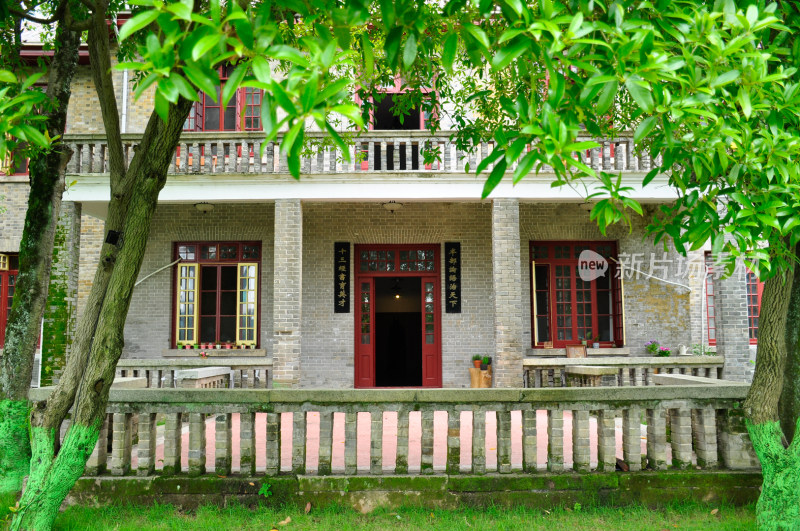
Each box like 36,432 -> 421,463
374,277 -> 422,386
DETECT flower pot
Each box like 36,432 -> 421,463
215,344 -> 221,350
480,363 -> 488,370
592,342 -> 600,349
473,360 -> 482,369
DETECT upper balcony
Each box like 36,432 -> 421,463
64,130 -> 658,176
60,130 -> 674,208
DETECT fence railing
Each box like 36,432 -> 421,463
116,357 -> 272,389
28,385 -> 758,478
523,356 -> 725,388
63,131 -> 657,176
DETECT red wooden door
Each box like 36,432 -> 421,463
420,276 -> 441,387
354,277 -> 375,387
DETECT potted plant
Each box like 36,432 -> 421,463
592,335 -> 600,349
224,342 -> 232,350
480,356 -> 490,370
471,354 -> 481,368
215,342 -> 221,349
581,339 -> 587,347
645,340 -> 660,355
657,346 -> 671,357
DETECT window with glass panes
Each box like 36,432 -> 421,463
746,270 -> 763,344
530,242 -> 623,348
173,242 -> 261,347
0,254 -> 19,348
184,65 -> 263,132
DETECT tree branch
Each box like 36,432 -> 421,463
10,0 -> 68,25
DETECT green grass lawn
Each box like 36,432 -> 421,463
20,502 -> 754,530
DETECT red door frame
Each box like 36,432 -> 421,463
354,244 -> 442,388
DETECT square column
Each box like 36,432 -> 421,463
273,199 -> 303,388
712,260 -> 751,382
491,198 -> 524,388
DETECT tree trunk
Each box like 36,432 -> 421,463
12,98 -> 193,531
779,244 -> 800,442
744,262 -> 800,530
0,23 -> 81,499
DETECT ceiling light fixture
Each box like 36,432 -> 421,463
382,201 -> 403,213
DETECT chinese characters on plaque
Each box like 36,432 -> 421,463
445,242 -> 461,313
334,242 -> 350,313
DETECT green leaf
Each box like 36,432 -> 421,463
442,33 -> 458,74
270,45 -> 310,68
170,74 -> 200,101
221,63 -> 246,108
710,70 -> 740,88
491,39 -> 527,71
738,87 -> 752,119
252,56 -> 271,83
183,64 -> 218,102
596,80 -> 618,114
512,150 -> 537,184
192,34 -> 221,61
563,141 -> 599,152
325,122 -> 350,161
481,159 -> 507,198
624,76 -> 654,113
281,120 -> 304,156
403,33 -> 417,70
642,167 -> 659,187
166,1 -> 192,21
384,27 -> 403,69
634,116 -> 657,144
154,90 -> 169,124
118,9 -> 159,42
475,147 -> 504,175
287,153 -> 300,178
362,34 -> 374,78
17,125 -> 48,148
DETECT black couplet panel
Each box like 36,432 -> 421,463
334,242 -> 350,313
445,242 -> 461,313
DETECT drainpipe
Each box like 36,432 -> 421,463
112,17 -> 128,133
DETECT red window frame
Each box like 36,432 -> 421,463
171,241 -> 262,348
356,75 -> 438,170
184,65 -> 263,132
530,241 -> 623,349
0,255 -> 19,348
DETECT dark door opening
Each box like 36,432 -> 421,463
374,277 -> 422,386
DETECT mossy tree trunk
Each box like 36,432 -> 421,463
0,20 -> 81,499
744,248 -> 800,530
10,2 -> 193,526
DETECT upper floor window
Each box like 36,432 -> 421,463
0,253 -> 19,348
173,242 -> 261,348
531,241 -> 624,348
184,65 -> 263,132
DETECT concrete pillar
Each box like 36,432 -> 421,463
85,414 -> 109,475
110,412 -> 132,475
292,410 -> 307,475
622,407 -> 642,471
318,410 -> 333,476
646,408 -> 667,470
344,411 -> 357,475
446,410 -> 461,475
491,198 -> 524,388
265,412 -> 281,476
547,410 -> 564,472
572,410 -> 590,472
215,413 -> 232,475
497,409 -> 512,473
41,201 -> 81,386
188,413 -> 206,476
395,410 -> 409,474
239,412 -> 256,475
421,410 -> 434,474
597,409 -> 617,471
472,409 -> 486,475
137,412 -> 157,476
693,406 -> 718,468
670,407 -> 693,469
272,199 -> 303,388
370,409 -> 383,475
713,260 -> 751,381
522,408 -> 537,473
162,413 -> 182,475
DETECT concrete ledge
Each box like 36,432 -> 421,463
66,471 -> 762,511
118,357 -> 272,368
175,367 -> 231,380
110,377 -> 147,389
524,356 -> 724,368
653,374 -> 728,386
29,385 -> 751,405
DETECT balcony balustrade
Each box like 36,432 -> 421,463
63,131 -> 657,176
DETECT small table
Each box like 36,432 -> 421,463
565,365 -> 618,387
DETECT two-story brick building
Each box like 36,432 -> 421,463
0,50 -> 760,389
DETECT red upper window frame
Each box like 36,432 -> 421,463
704,251 -> 763,345
184,65 -> 263,132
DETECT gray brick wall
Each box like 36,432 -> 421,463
121,203 -> 274,359
713,263 -> 752,381
0,179 -> 30,252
